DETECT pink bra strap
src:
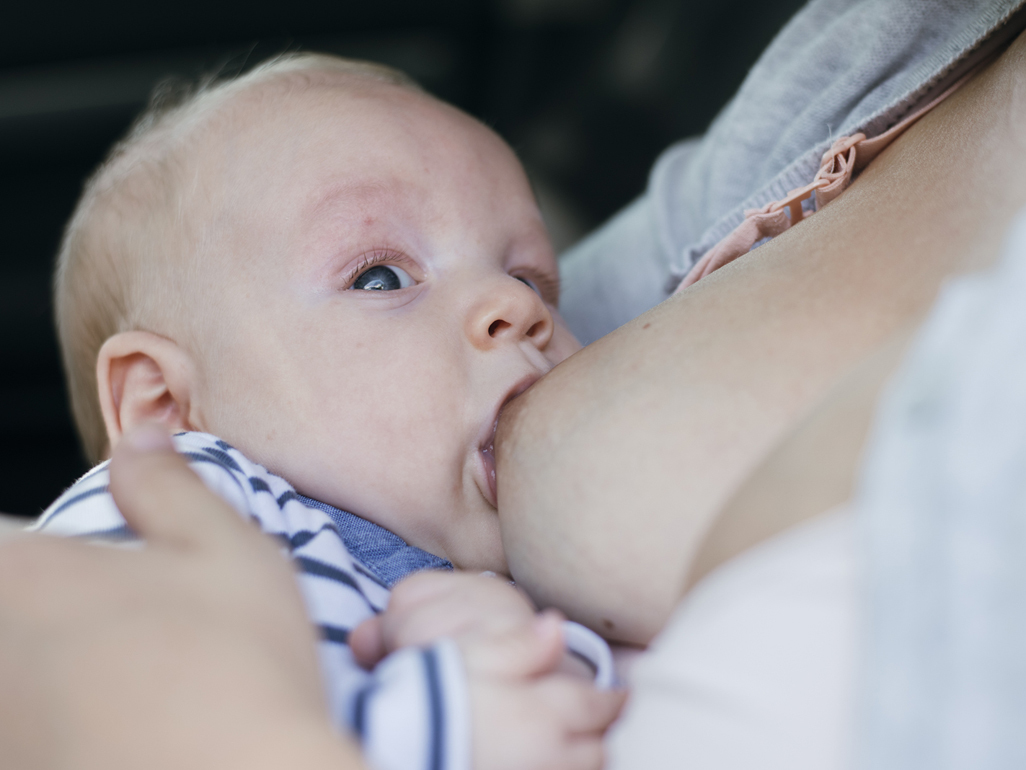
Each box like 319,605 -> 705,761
674,52 -> 994,293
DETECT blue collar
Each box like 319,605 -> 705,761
296,494 -> 452,588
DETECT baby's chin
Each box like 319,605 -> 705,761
441,500 -> 509,576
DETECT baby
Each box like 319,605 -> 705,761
35,54 -> 620,770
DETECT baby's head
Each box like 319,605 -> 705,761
56,54 -> 580,572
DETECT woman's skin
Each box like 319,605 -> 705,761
685,326 -> 914,594
497,28 -> 1026,645
0,427 -> 366,770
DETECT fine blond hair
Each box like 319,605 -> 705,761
54,53 -> 421,464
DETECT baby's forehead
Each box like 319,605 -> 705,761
219,70 -> 506,171
211,71 -> 430,147
175,68 -> 539,279
207,78 -> 517,212
187,84 -> 396,216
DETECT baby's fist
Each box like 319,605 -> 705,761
351,571 -> 535,668
465,613 -> 625,770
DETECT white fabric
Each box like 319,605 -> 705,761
563,620 -> 617,690
606,507 -> 858,770
856,208 -> 1026,769
364,639 -> 470,770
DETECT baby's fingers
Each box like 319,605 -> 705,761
536,677 -> 627,735
383,571 -> 534,649
462,609 -> 564,678
350,616 -> 386,669
109,424 -> 252,555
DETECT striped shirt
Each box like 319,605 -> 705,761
33,431 -> 613,770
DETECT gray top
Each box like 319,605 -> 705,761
560,0 -> 1026,345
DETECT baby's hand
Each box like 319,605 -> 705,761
351,572 -> 625,770
461,612 -> 625,770
350,570 -> 537,667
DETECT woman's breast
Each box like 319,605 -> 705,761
496,29 -> 1026,645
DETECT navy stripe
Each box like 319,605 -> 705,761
180,454 -> 247,498
289,523 -> 338,550
260,526 -> 336,556
249,476 -> 271,493
72,523 -> 137,541
200,446 -> 243,472
296,556 -> 363,593
258,529 -> 302,553
423,647 -> 445,770
272,511 -> 390,594
294,493 -> 453,587
319,624 -> 350,645
181,451 -> 236,471
277,490 -> 301,508
353,683 -> 375,739
39,485 -> 110,525
352,561 -> 389,590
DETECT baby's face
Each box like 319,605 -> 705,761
190,77 -> 580,572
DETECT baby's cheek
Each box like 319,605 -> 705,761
549,321 -> 583,365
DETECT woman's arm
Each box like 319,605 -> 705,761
496,29 -> 1026,645
0,427 -> 365,770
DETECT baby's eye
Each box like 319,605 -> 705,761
515,276 -> 542,296
351,264 -> 415,291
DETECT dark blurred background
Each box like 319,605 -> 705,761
1,0 -> 806,517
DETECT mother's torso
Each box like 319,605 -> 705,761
497,21 -> 1026,645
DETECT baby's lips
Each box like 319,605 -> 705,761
478,438 -> 498,507
476,371 -> 543,507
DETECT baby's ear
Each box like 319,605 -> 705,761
96,331 -> 201,450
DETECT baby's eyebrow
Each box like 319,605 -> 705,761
308,179 -> 402,219
302,179 -> 411,282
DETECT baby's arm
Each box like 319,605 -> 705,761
352,572 -> 626,770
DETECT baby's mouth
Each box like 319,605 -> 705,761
480,431 -> 498,507
478,374 -> 540,508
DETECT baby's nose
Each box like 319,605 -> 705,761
465,276 -> 554,352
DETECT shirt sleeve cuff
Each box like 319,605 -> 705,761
357,638 -> 470,770
562,620 -> 617,689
